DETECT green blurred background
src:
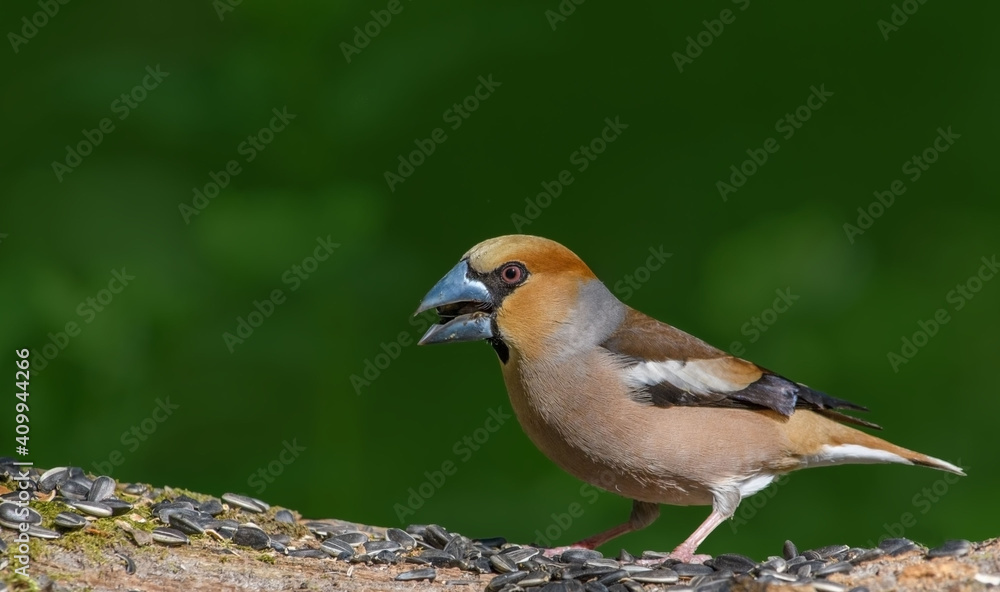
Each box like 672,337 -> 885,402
1,0 -> 997,559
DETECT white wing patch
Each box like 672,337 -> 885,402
626,359 -> 746,394
804,444 -> 911,468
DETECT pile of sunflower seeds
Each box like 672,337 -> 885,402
0,460 -> 976,592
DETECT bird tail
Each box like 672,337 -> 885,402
791,411 -> 965,476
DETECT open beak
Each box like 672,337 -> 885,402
415,260 -> 495,345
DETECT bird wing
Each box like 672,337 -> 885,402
600,308 -> 879,429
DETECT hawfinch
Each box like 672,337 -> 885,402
415,235 -> 963,562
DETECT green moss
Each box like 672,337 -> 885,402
6,572 -> 40,592
256,552 -> 276,564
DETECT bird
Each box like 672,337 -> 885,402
414,234 -> 964,562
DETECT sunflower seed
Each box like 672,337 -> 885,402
620,564 -> 652,574
673,563 -> 715,577
270,540 -> 288,554
490,553 -> 518,573
585,582 -> 610,592
585,558 -> 620,569
782,540 -> 798,560
476,536 -> 507,548
417,549 -> 458,567
406,524 -> 428,537
0,502 -> 42,528
151,527 -> 189,546
486,571 -> 528,592
815,561 -> 854,577
27,525 -> 61,539
444,536 -> 473,560
813,544 -> 850,559
54,512 -> 88,529
332,531 -> 369,546
386,527 -> 417,550
70,501 -> 113,518
274,509 -> 295,523
365,540 -> 402,554
321,538 -> 354,558
197,499 -> 224,516
122,483 -> 148,496
709,554 -> 758,574
395,567 -> 436,581
423,524 -> 453,548
561,549 -> 604,564
115,551 -> 136,575
233,525 -> 270,550
596,569 -> 629,585
288,548 -> 327,559
760,556 -> 786,573
505,546 -> 541,565
877,538 -> 912,553
848,548 -> 884,565
169,513 -> 205,535
756,569 -> 797,582
928,539 -> 971,558
102,499 -> 133,516
38,467 -> 70,492
154,501 -> 195,522
221,493 -> 268,513
519,570 -> 551,586
631,568 -> 679,584
87,476 -> 116,501
562,566 -> 618,581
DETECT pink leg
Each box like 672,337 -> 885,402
668,509 -> 727,563
542,501 -> 659,557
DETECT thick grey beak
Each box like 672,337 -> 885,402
415,260 -> 495,345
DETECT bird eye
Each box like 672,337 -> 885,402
500,263 -> 524,285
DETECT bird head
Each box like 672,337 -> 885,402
415,235 -> 602,361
